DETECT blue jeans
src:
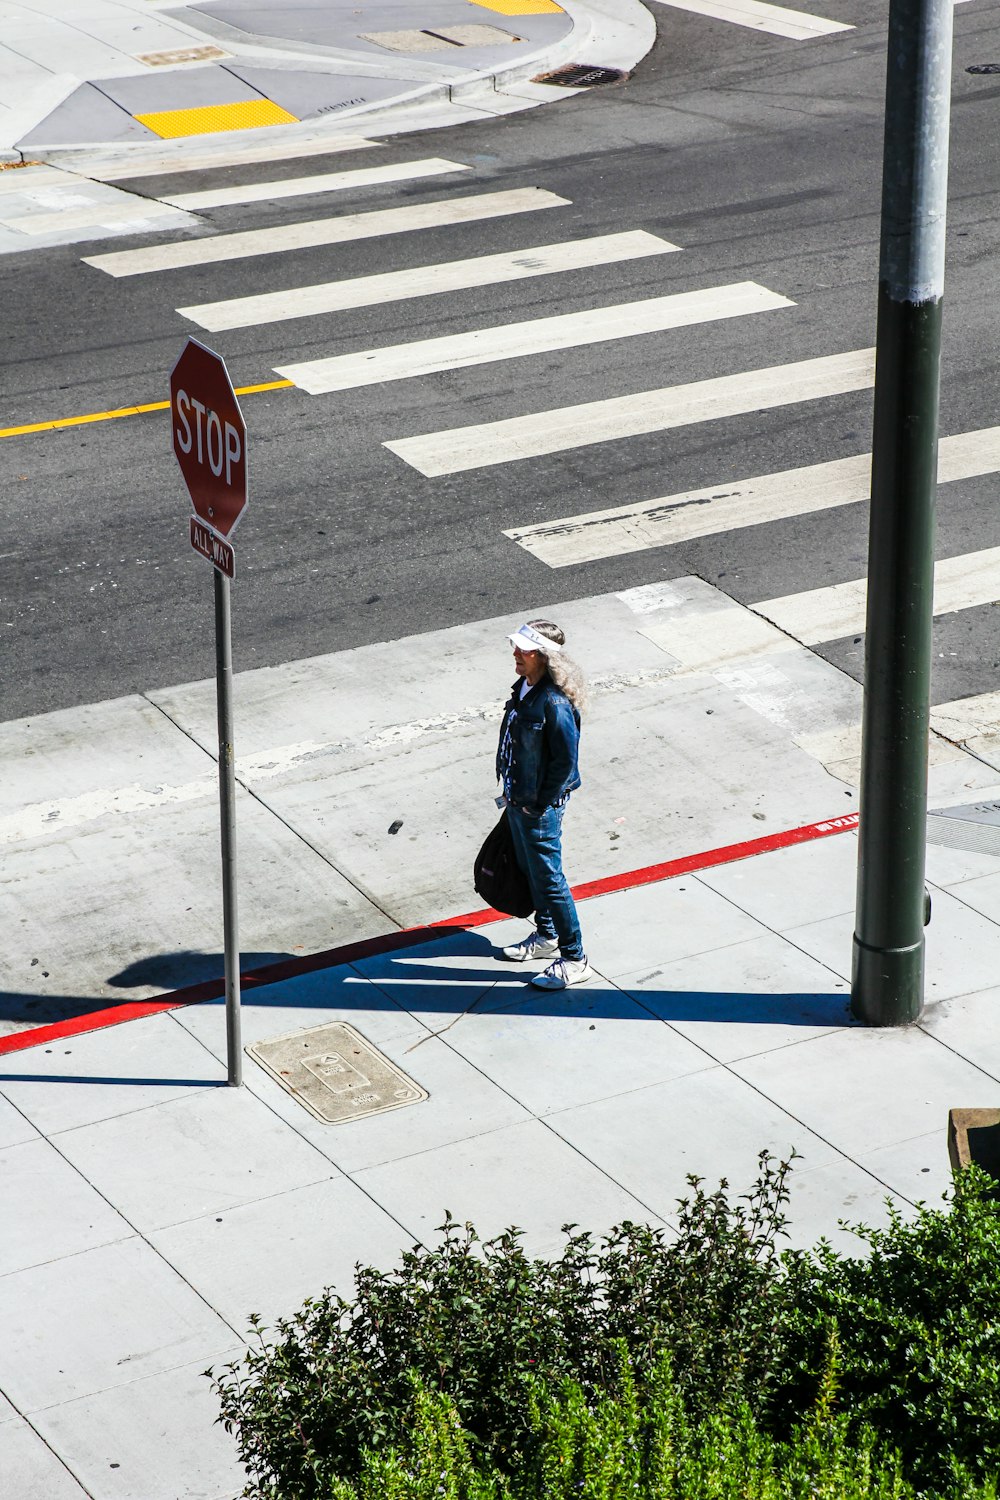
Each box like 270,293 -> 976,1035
507,803 -> 584,961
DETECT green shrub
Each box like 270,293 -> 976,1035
770,1164 -> 1000,1494
211,1159 -> 1000,1500
213,1153 -> 797,1498
329,1346 -> 982,1500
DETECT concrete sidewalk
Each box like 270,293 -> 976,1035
1,0 -> 654,165
3,579 -> 1000,1499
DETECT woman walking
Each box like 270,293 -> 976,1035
495,619 -> 592,990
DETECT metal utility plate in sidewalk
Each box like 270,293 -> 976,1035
928,798 -> 1000,855
248,1021 -> 427,1124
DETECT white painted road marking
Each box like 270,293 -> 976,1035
276,281 -> 792,394
161,157 -> 472,210
82,187 -> 571,277
507,426 -> 1000,567
648,0 -> 853,39
385,347 -> 875,477
178,230 -> 682,331
755,545 -> 1000,645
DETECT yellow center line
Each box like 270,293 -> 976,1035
1,379 -> 295,439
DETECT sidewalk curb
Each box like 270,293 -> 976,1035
0,811 -> 858,1060
15,0 -> 656,167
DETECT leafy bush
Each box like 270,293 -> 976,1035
213,1153 -> 797,1498
771,1164 -> 1000,1493
211,1158 -> 1000,1500
327,1345 -> 987,1500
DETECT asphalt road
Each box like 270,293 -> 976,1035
3,1 -> 1000,720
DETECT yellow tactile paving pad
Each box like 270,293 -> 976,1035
467,0 -> 564,14
135,100 -> 298,139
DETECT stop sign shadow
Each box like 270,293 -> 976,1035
170,338 -> 248,539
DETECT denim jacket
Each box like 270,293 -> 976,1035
495,674 -> 581,815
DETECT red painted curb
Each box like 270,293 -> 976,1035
0,810 -> 858,1059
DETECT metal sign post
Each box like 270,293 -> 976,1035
214,568 -> 242,1086
170,338 -> 249,1085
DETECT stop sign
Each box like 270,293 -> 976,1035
170,338 -> 247,538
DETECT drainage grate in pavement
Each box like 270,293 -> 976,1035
248,1021 -> 427,1124
927,799 -> 1000,856
533,63 -> 628,87
967,63 -> 1000,74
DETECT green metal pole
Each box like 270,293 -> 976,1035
852,0 -> 952,1025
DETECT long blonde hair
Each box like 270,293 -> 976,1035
527,618 -> 589,714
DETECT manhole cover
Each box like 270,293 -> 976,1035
248,1021 -> 427,1124
533,63 -> 628,88
927,799 -> 1000,856
967,63 -> 1000,74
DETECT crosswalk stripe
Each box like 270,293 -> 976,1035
755,545 -> 1000,645
160,157 -> 472,210
81,187 -> 570,277
384,346 -> 875,477
178,230 -> 682,332
506,426 -> 1000,567
647,0 -> 853,39
78,135 -> 376,183
276,281 -> 792,395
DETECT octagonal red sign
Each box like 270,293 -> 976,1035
170,338 -> 247,539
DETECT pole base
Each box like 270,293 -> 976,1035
851,933 -> 924,1025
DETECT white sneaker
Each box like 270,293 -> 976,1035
501,932 -> 559,963
531,956 -> 594,990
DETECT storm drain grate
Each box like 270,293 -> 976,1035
967,63 -> 1000,74
248,1021 -> 427,1124
927,799 -> 1000,857
533,63 -> 628,87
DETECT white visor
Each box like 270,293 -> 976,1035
508,623 -> 562,654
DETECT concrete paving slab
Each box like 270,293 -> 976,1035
546,1066 -> 843,1243
732,1026 -> 1000,1160
0,779 -> 387,1030
0,1419 -> 89,1499
582,876 -> 771,978
613,933 -> 851,1065
696,833 -> 859,933
0,1237 -> 234,1410
352,927 -> 527,1016
939,868 -> 1000,925
352,1116 -> 664,1257
926,836 -> 1000,886
150,1173 -> 414,1329
18,84 -> 157,149
770,1152 -> 912,1254
30,1355 -> 244,1500
920,985 -> 1000,1087
54,1081 -> 338,1232
0,1137 -> 132,1276
95,67 -> 266,114
0,1013 -> 226,1135
174,961 -> 417,1051
226,65 -> 422,120
786,886 -> 1000,1004
0,1092 -> 39,1148
425,975 -> 714,1116
0,1390 -> 19,1425
854,1129 -> 953,1209
240,1021 -> 533,1174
